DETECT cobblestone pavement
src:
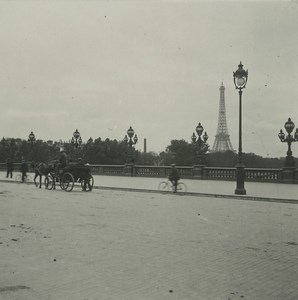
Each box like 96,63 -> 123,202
0,181 -> 298,300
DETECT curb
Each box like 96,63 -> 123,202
92,185 -> 298,205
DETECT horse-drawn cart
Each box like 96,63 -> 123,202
45,165 -> 94,192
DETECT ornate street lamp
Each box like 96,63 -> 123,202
233,61 -> 248,195
123,126 -> 138,163
28,131 -> 36,148
124,126 -> 138,148
278,118 -> 298,167
191,122 -> 209,164
71,129 -> 82,149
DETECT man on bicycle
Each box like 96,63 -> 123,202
168,164 -> 180,193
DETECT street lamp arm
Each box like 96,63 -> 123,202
295,129 -> 298,141
278,129 -> 286,142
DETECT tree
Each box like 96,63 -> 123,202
135,151 -> 161,165
163,139 -> 195,166
208,150 -> 237,167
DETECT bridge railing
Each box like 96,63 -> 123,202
89,165 -> 292,183
0,163 -> 295,183
203,167 -> 282,182
204,167 -> 236,181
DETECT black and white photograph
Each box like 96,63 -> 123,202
1,1 -> 298,299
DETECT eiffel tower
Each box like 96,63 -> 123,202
212,83 -> 234,152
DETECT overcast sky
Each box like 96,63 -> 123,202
1,0 -> 298,158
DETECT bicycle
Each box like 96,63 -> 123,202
158,180 -> 187,195
15,173 -> 32,184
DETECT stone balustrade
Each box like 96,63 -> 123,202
0,163 -> 296,183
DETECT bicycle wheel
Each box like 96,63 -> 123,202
158,181 -> 170,192
25,174 -> 32,185
15,174 -> 22,183
44,175 -> 54,190
176,182 -> 187,195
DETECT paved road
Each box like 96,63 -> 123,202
0,181 -> 298,300
1,171 -> 297,201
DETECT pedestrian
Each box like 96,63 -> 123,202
168,164 -> 180,193
82,174 -> 92,192
20,159 -> 29,183
6,158 -> 13,178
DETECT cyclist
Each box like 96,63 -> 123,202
168,164 -> 180,193
20,159 -> 29,183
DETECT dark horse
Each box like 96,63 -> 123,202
33,162 -> 56,188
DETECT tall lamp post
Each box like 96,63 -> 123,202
233,61 -> 248,195
28,131 -> 36,148
123,126 -> 138,163
278,118 -> 298,167
28,131 -> 36,163
191,122 -> 209,164
71,129 -> 82,149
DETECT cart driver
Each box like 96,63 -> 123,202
58,150 -> 68,171
76,157 -> 84,166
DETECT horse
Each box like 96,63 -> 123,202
33,162 -> 56,188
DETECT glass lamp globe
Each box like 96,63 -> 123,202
73,129 -> 80,139
127,127 -> 134,138
236,77 -> 245,87
285,118 -> 295,134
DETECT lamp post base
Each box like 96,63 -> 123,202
193,165 -> 205,179
285,156 -> 295,168
235,164 -> 246,195
282,167 -> 295,184
124,163 -> 134,177
235,187 -> 246,195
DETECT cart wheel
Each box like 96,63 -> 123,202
61,172 -> 74,192
44,175 -> 54,190
81,175 -> 94,192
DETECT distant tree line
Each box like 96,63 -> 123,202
159,139 -> 285,168
0,137 -> 290,168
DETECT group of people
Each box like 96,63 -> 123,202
5,150 -> 68,183
6,158 -> 29,183
5,150 -> 71,182
5,150 -> 93,191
